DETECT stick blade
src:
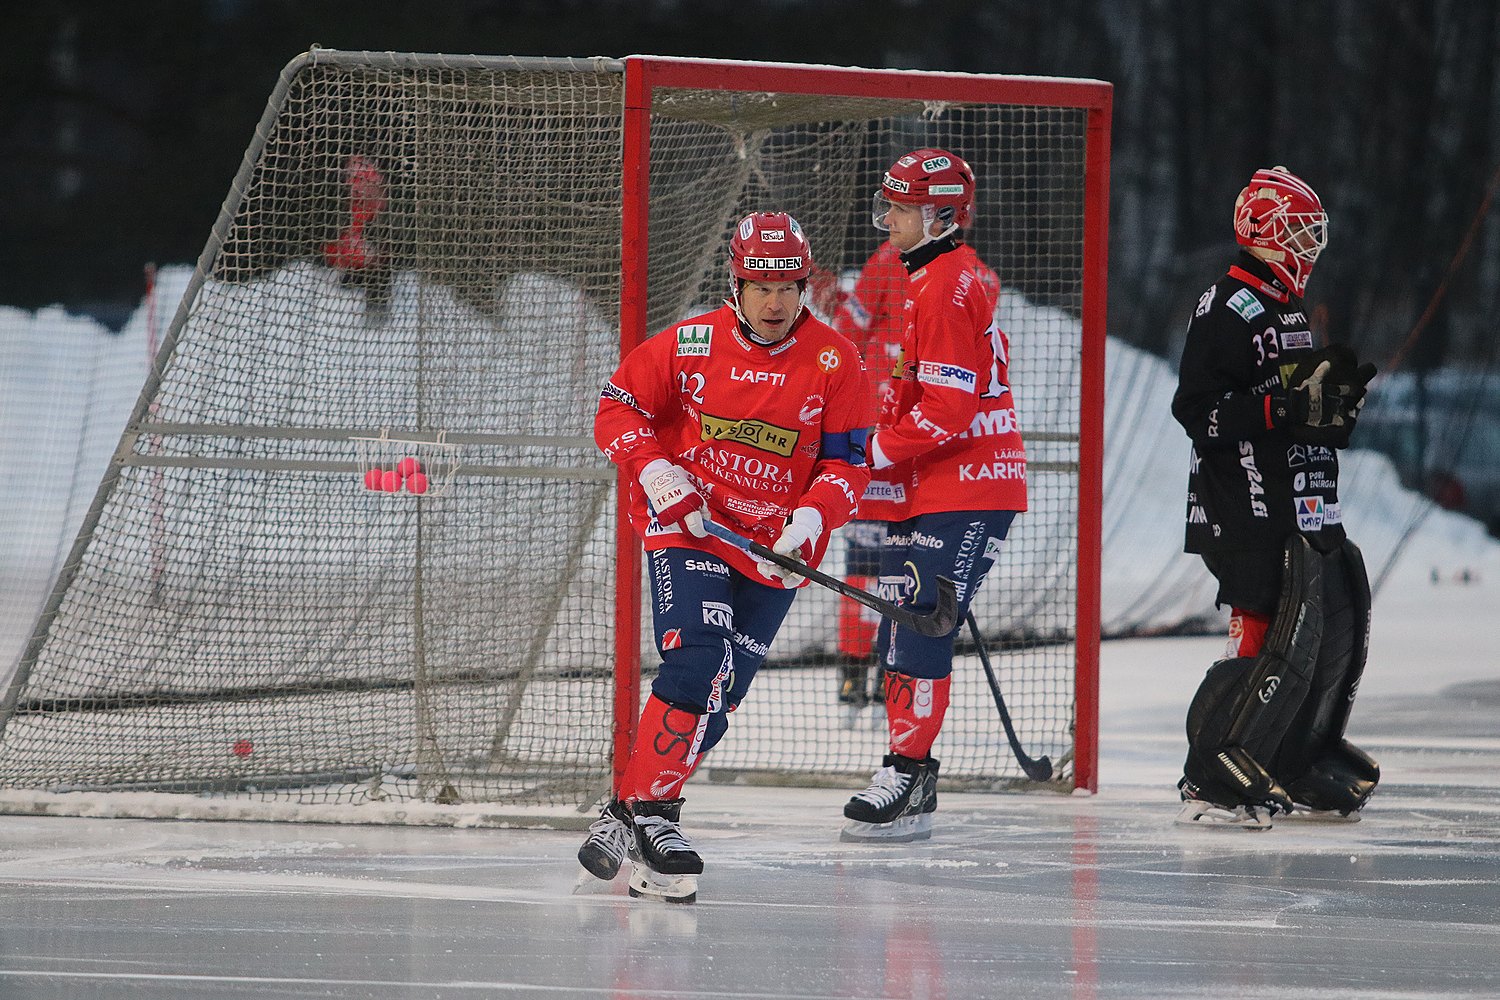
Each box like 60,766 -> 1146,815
907,575 -> 961,637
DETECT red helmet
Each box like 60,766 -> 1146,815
729,211 -> 813,282
1234,166 -> 1327,297
874,148 -> 975,232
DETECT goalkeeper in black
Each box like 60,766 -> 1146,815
1170,165 -> 1380,829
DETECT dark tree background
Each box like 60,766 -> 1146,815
4,0 -> 1499,371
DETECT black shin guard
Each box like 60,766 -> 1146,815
1274,540 -> 1379,811
1183,537 -> 1323,811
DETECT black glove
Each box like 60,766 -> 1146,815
1279,344 -> 1378,446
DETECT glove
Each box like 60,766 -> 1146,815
756,507 -> 824,588
639,459 -> 707,538
1281,345 -> 1378,445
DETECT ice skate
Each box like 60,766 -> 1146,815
576,798 -> 632,881
1174,797 -> 1273,830
626,798 -> 702,904
1280,802 -> 1362,824
841,754 -> 938,842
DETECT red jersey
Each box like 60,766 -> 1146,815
595,303 -> 873,580
858,242 -> 1027,521
834,242 -> 1001,401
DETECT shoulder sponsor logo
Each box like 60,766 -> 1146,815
1295,495 -> 1325,531
1324,500 -> 1342,525
917,361 -> 977,391
699,413 -> 799,457
677,324 -> 713,356
1226,288 -> 1265,321
818,347 -> 842,373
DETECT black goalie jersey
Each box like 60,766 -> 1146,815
1171,252 -> 1347,559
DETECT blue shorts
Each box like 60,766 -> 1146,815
875,510 -> 1017,680
645,546 -> 798,752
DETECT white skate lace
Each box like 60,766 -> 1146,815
636,814 -> 694,855
852,765 -> 910,809
584,812 -> 629,862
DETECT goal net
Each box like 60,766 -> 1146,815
0,51 -> 1109,819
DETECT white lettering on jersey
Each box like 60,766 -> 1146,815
730,367 -> 788,386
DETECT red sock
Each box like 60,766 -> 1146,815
1227,607 -> 1271,658
618,694 -> 708,802
883,672 -> 950,760
837,576 -> 879,659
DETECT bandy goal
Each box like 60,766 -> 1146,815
0,50 -> 1110,823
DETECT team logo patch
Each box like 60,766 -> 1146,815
1295,495 -> 1325,531
699,412 -> 798,457
1227,288 -> 1264,321
817,347 -> 842,373
799,394 -> 825,424
677,324 -> 712,356
661,627 -> 683,650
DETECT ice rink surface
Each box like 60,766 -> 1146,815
2,565 -> 1497,999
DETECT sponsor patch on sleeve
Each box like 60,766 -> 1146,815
676,324 -> 713,356
916,361 -> 977,392
1226,288 -> 1265,321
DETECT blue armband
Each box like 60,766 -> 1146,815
819,428 -> 868,466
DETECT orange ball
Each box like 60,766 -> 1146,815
396,456 -> 422,479
406,472 -> 430,495
363,468 -> 383,490
231,739 -> 254,758
380,470 -> 401,492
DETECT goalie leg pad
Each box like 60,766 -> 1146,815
1285,739 -> 1380,815
1182,536 -> 1323,809
1274,541 -> 1376,793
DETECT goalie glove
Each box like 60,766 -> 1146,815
757,507 -> 824,589
1275,345 -> 1378,445
639,459 -> 707,538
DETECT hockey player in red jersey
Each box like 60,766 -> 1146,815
579,211 -> 873,900
841,149 -> 1028,842
831,232 -> 1001,723
1172,166 -> 1379,829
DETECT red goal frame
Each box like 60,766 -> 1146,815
612,56 -> 1111,793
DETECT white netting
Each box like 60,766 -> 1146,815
0,52 -> 1103,815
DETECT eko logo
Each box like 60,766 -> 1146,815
921,155 -> 952,172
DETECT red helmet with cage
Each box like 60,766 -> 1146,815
1233,166 -> 1328,297
873,148 -> 976,237
728,211 -> 814,322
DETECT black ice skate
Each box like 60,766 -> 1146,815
576,799 -> 632,880
627,798 -> 702,903
1173,777 -> 1273,831
841,753 -> 939,842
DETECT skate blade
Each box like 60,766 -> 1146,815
840,813 -> 933,843
627,862 -> 698,904
1174,800 -> 1272,831
1282,805 -> 1361,824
